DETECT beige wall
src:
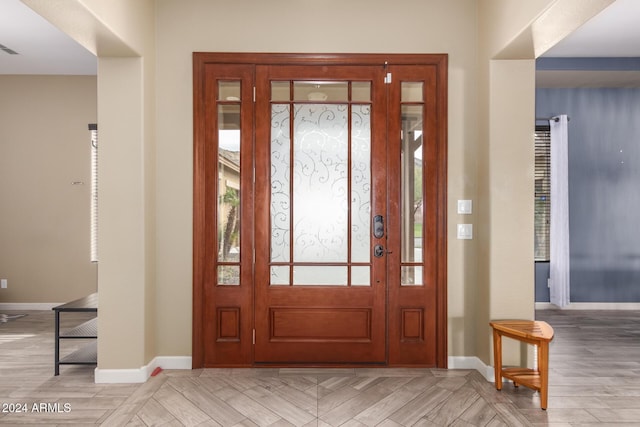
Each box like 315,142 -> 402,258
24,0 -> 157,369
0,75 -> 97,303
90,0 -> 157,367
20,0 -> 615,373
154,0 -> 480,359
88,2 -> 157,369
474,0 -> 555,367
475,0 -> 613,366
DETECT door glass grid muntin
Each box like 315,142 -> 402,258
400,82 -> 425,287
216,81 -> 242,286
269,80 -> 372,286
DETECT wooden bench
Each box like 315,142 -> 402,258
489,320 -> 554,409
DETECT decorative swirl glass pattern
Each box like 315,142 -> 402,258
270,104 -> 291,263
293,104 -> 349,263
269,96 -> 372,286
351,105 -> 371,263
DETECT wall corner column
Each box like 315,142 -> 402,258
96,57 -> 150,375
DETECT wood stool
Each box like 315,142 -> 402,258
489,320 -> 554,409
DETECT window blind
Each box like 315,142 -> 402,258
89,124 -> 98,263
534,125 -> 550,261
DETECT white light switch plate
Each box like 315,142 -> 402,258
457,200 -> 472,214
457,224 -> 473,239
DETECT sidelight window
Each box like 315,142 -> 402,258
400,82 -> 424,286
217,81 -> 241,285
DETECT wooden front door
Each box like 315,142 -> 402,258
254,65 -> 387,363
193,53 -> 448,368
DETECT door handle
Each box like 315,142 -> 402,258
374,244 -> 385,258
373,215 -> 384,239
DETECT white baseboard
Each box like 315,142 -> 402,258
536,302 -> 640,310
94,356 -> 192,384
96,355 -> 497,384
535,302 -> 555,310
96,355 -> 489,383
0,303 -> 62,310
154,356 -> 193,370
448,356 -> 494,382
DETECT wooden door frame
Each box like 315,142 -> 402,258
192,52 -> 448,369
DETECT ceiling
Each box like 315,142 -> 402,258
0,0 -> 96,75
537,0 -> 640,88
542,0 -> 640,58
0,0 -> 639,84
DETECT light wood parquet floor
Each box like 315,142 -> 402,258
0,309 -> 639,426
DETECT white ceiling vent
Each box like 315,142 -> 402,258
0,43 -> 19,55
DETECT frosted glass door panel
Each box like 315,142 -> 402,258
270,266 -> 290,285
293,104 -> 349,263
351,105 -> 371,263
270,104 -> 291,263
294,266 -> 347,286
269,84 -> 374,287
351,266 -> 371,286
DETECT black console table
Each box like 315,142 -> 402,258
52,293 -> 98,375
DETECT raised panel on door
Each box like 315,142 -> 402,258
254,64 -> 387,363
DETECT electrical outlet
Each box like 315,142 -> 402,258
1,279 -> 7,289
